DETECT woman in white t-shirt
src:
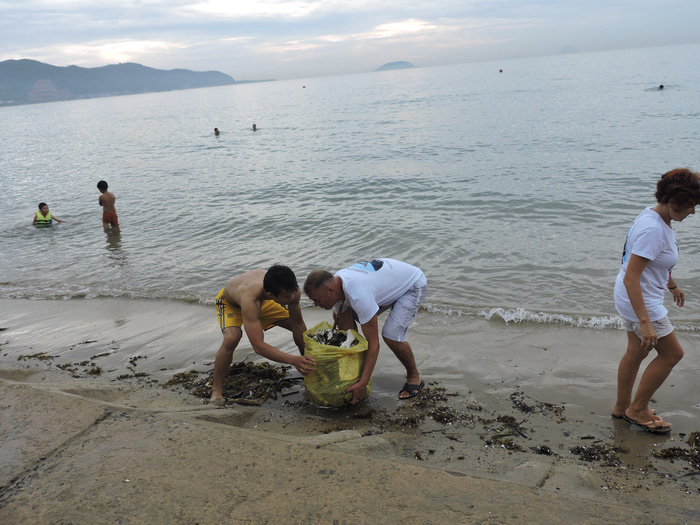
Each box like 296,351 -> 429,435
612,168 -> 700,433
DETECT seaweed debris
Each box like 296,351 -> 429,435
69,340 -> 97,349
389,386 -> 480,428
163,370 -> 201,389
495,415 -> 528,438
168,361 -> 299,403
510,391 -> 565,419
84,364 -> 102,375
15,351 -> 104,377
117,372 -> 150,380
531,445 -> 555,455
570,444 -> 626,467
18,352 -> 55,362
486,436 -> 525,452
652,432 -> 700,470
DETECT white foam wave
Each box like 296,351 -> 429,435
478,307 -> 700,332
481,307 -> 623,329
421,302 -> 469,317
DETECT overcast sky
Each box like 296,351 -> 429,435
1,1 -> 698,81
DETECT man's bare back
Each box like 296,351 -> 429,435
221,269 -> 267,308
98,191 -> 117,213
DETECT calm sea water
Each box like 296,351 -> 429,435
3,43 -> 700,330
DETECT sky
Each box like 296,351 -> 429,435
1,1 -> 699,81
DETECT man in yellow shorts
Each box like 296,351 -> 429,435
210,265 -> 316,404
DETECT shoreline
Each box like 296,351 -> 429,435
1,297 -> 699,522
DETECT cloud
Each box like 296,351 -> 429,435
0,1 -> 699,80
305,16 -> 530,56
183,0 -> 322,19
62,40 -> 188,65
371,19 -> 437,38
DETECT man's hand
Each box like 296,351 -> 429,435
291,355 -> 316,375
345,380 -> 369,405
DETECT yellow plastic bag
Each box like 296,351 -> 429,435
303,321 -> 371,407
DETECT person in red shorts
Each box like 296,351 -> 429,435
97,180 -> 119,230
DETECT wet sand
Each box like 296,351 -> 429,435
1,298 -> 699,523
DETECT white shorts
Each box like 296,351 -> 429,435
623,316 -> 674,340
378,284 -> 428,342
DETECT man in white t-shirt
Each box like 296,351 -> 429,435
304,259 -> 428,404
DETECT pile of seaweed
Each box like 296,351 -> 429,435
308,329 -> 358,347
165,361 -> 301,405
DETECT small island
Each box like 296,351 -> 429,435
374,61 -> 416,72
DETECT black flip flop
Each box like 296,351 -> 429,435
398,380 -> 425,400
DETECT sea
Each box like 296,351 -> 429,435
3,43 -> 700,332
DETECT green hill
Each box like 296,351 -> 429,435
0,59 -> 237,106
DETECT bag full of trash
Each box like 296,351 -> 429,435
302,321 -> 371,407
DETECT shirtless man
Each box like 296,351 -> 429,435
210,265 -> 315,404
97,180 -> 119,230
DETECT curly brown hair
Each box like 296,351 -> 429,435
655,168 -> 700,210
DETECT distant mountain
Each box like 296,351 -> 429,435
0,59 -> 237,106
374,61 -> 416,72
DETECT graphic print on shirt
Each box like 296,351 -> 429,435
621,224 -> 633,264
351,260 -> 384,272
622,233 -> 679,274
621,238 -> 628,264
669,241 -> 679,275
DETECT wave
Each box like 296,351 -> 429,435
423,302 -> 621,329
481,307 -> 623,329
424,303 -> 700,332
4,285 -> 700,333
483,307 -> 700,332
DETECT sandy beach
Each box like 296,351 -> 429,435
1,297 -> 699,524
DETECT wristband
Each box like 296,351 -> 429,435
668,285 -> 677,290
